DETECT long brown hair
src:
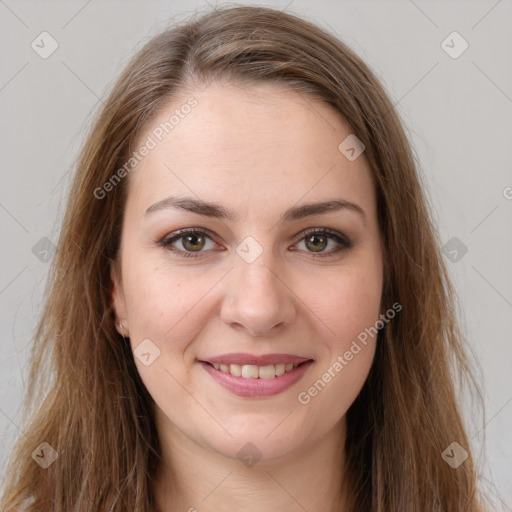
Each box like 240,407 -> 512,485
1,5 -> 486,511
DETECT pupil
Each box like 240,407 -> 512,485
307,234 -> 326,252
184,234 -> 204,251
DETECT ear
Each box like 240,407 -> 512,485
110,261 -> 128,336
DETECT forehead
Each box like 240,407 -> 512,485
126,81 -> 376,221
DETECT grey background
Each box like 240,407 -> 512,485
1,0 -> 511,508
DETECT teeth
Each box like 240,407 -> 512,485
229,364 -> 242,377
275,363 -> 286,376
212,362 -> 301,379
258,365 -> 275,379
241,365 -> 259,379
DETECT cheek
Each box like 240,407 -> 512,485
121,262 -> 208,403
335,272 -> 382,343
304,259 -> 383,349
122,239 -> 383,349
114,236 -> 201,423
295,254 -> 382,401
295,269 -> 381,419
122,256 -> 217,352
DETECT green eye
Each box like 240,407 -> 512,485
160,229 -> 217,259
159,227 -> 352,259
294,228 -> 352,257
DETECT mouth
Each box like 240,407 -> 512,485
198,355 -> 314,398
202,360 -> 311,379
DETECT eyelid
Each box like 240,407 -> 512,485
158,226 -> 352,258
292,227 -> 352,248
159,227 -> 221,247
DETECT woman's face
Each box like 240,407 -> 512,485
111,81 -> 383,463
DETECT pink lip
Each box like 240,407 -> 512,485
199,359 -> 314,398
200,353 -> 311,366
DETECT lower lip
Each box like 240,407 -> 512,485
200,360 -> 314,398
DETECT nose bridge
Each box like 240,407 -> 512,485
220,235 -> 296,334
236,238 -> 283,304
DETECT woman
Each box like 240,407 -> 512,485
1,5 -> 486,511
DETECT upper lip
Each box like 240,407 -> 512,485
200,353 -> 313,366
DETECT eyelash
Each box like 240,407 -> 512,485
158,227 -> 353,259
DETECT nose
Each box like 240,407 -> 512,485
220,248 -> 297,337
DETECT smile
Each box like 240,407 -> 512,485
207,361 -> 301,379
199,358 -> 314,398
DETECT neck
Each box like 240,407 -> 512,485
152,417 -> 347,512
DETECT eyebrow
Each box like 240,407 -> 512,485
145,195 -> 366,224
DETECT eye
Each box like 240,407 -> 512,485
291,228 -> 353,257
158,227 -> 352,259
158,228 -> 220,259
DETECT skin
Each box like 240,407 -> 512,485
111,81 -> 383,511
